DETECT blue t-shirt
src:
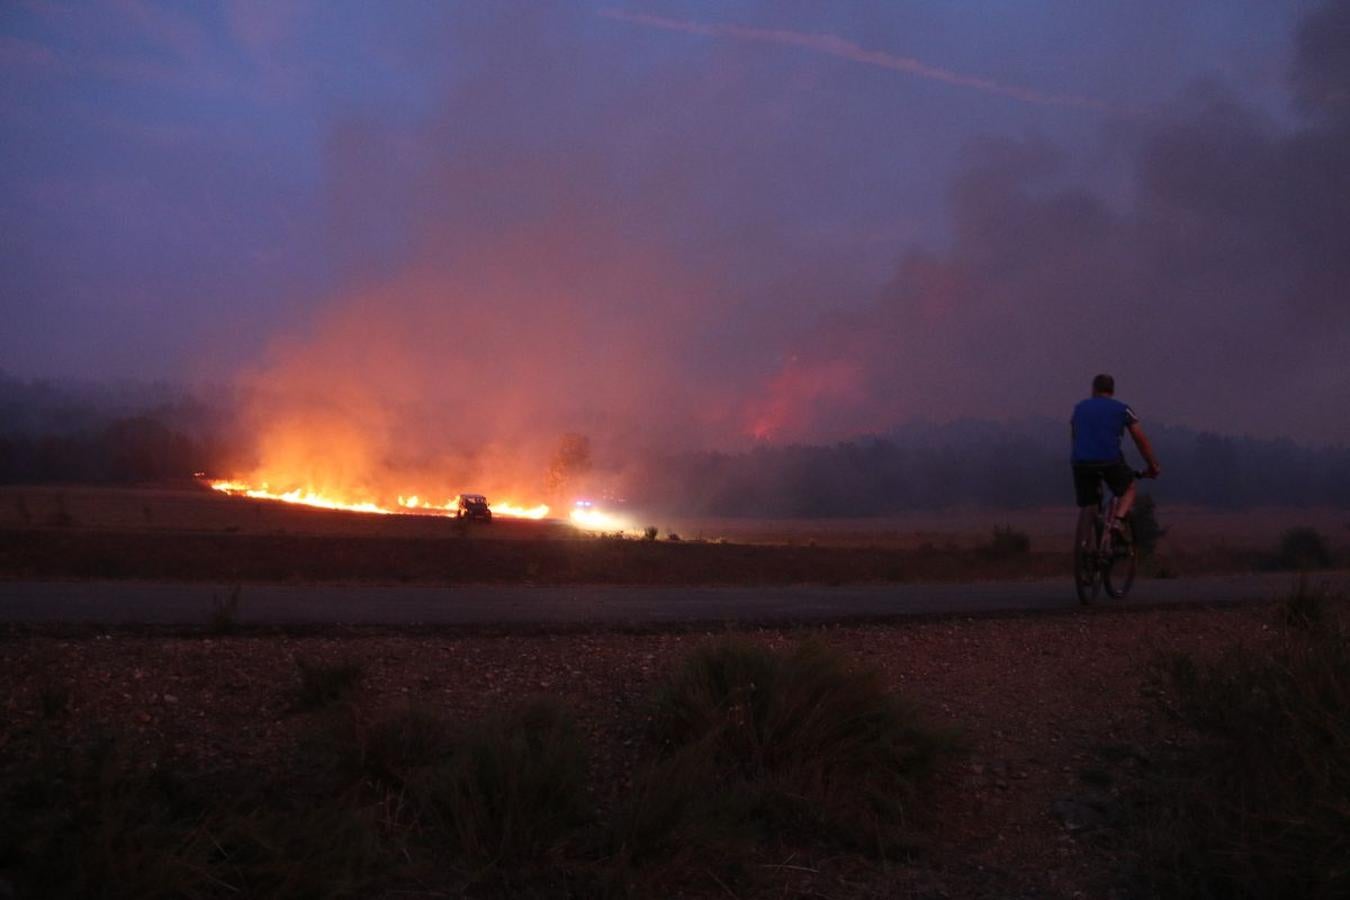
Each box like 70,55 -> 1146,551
1071,396 -> 1139,464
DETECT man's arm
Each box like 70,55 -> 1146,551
1127,422 -> 1161,477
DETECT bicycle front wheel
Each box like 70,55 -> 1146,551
1104,518 -> 1137,599
1074,506 -> 1101,604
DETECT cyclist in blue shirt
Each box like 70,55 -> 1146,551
1071,374 -> 1161,536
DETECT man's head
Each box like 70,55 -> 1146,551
1092,373 -> 1115,396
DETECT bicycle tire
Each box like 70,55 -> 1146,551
1104,518 -> 1137,599
1074,506 -> 1101,604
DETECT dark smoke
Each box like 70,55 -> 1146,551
757,0 -> 1350,446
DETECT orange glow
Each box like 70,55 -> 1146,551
568,503 -> 633,533
492,501 -> 551,519
209,480 -> 550,520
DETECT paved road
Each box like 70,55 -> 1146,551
1,572 -> 1344,627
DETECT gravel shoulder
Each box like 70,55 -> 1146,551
4,571 -> 1346,626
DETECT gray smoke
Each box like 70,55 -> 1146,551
760,0 -> 1350,445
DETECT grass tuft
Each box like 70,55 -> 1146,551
1136,601 -> 1349,898
319,696 -> 590,882
427,697 -> 590,875
648,637 -> 954,854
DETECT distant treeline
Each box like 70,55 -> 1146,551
631,420 -> 1350,514
0,373 -> 221,484
0,416 -> 215,484
3,373 -> 1347,509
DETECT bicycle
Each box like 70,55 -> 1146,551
1074,470 -> 1152,604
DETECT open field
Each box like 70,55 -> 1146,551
4,484 -> 1349,550
4,484 -> 1344,587
3,596 -> 1345,898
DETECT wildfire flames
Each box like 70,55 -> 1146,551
208,480 -> 625,531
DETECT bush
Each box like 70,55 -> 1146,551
981,525 -> 1030,558
642,526 -> 659,541
425,698 -> 589,876
1275,527 -> 1333,571
1132,494 -> 1167,558
1137,607 -> 1349,898
294,658 -> 365,711
649,638 -> 953,853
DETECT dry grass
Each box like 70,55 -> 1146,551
1133,591 -> 1349,898
647,638 -> 955,856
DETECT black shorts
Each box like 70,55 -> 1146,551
1072,461 -> 1134,508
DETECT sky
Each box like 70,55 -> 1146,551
3,0 -> 1348,473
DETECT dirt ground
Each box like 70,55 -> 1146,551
0,601 -> 1283,898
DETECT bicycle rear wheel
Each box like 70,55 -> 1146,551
1074,506 -> 1101,604
1104,517 -> 1137,599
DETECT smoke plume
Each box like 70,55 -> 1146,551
228,1 -> 1350,510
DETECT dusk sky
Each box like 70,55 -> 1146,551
3,1 -> 1347,459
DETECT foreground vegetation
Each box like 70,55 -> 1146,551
1134,583 -> 1349,899
4,591 -> 1347,898
0,640 -> 953,898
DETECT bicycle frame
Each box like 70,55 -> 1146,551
1075,469 -> 1149,604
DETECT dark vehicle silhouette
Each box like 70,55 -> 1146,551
456,494 -> 492,522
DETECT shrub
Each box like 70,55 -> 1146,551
605,742 -> 734,866
425,698 -> 589,875
294,657 -> 365,711
1275,527 -> 1333,571
981,525 -> 1030,558
1132,494 -> 1167,558
1137,608 -> 1349,898
649,638 -> 953,853
642,526 -> 659,542
307,697 -> 589,888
